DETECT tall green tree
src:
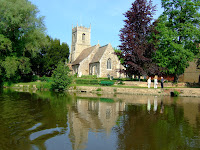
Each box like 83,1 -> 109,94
117,0 -> 158,78
31,36 -> 70,77
0,0 -> 47,83
153,0 -> 200,82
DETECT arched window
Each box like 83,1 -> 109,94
107,58 -> 111,69
82,33 -> 85,41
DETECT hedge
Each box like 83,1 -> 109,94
75,79 -> 99,85
81,75 -> 97,79
100,81 -> 115,86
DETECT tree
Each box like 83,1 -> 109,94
31,36 -> 70,77
0,0 -> 47,83
117,0 -> 158,78
51,61 -> 72,91
153,0 -> 200,82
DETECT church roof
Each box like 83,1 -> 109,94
72,45 -> 97,65
90,44 -> 108,63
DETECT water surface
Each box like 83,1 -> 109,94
1,89 -> 200,150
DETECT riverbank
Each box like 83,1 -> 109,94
69,86 -> 200,97
4,81 -> 200,97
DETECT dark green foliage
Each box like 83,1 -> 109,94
31,36 -> 70,77
31,75 -> 39,82
100,81 -> 115,86
51,62 -> 72,91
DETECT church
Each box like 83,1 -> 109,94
69,25 -> 124,78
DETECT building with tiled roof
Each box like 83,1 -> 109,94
69,25 -> 124,78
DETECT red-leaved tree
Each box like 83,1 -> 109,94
117,0 -> 159,78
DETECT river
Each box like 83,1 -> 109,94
1,89 -> 200,150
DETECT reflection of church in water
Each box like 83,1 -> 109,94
68,99 -> 125,150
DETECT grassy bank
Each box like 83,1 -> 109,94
5,81 -> 52,90
6,81 -> 187,91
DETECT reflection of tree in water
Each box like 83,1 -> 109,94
0,90 -> 73,150
114,103 -> 200,150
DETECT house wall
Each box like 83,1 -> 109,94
179,61 -> 200,83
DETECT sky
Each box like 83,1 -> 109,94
29,0 -> 164,50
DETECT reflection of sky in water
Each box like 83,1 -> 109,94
27,123 -> 42,131
30,127 -> 64,141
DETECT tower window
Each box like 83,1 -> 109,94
73,34 -> 75,42
82,33 -> 85,41
107,58 -> 111,69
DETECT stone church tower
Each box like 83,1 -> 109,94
69,24 -> 91,63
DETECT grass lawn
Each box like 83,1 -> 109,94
9,81 -> 52,89
71,83 -> 178,89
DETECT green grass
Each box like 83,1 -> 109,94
71,83 -> 186,89
11,81 -> 52,90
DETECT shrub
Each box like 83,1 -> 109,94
100,81 -> 115,86
51,62 -> 72,91
32,75 -> 39,81
118,81 -> 124,85
173,90 -> 180,97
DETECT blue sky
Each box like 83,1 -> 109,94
29,0 -> 164,49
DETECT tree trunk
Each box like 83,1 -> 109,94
173,74 -> 179,83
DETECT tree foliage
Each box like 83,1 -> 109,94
0,0 -> 47,82
51,61 -> 72,91
117,0 -> 158,77
31,36 -> 70,77
153,0 -> 200,82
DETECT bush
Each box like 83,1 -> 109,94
118,81 -> 124,85
173,90 -> 180,97
32,75 -> 39,81
51,62 -> 72,91
100,81 -> 115,86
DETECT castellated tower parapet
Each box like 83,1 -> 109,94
69,24 -> 91,63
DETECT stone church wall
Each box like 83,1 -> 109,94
78,45 -> 99,77
99,44 -> 121,78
